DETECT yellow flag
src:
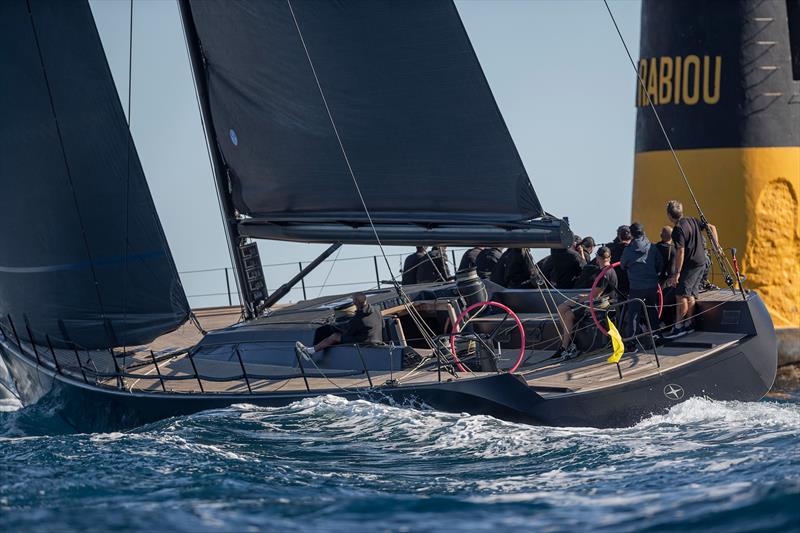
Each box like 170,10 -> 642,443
607,317 -> 624,363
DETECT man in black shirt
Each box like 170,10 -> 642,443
295,293 -> 383,361
543,244 -> 586,289
401,246 -> 427,285
490,248 -> 536,288
553,246 -> 618,359
663,200 -> 720,339
416,245 -> 451,283
655,226 -> 674,286
475,247 -> 503,279
458,246 -> 483,271
607,225 -> 632,297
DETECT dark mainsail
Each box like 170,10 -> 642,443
0,0 -> 190,348
181,0 -> 570,247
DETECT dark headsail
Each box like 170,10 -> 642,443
180,0 -> 571,247
0,0 -> 190,348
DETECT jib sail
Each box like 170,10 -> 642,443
0,0 -> 190,348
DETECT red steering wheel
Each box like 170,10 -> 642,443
449,301 -> 526,374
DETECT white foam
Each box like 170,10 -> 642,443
0,397 -> 22,412
636,397 -> 800,429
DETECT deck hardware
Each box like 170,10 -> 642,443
72,345 -> 89,384
6,316 -> 24,358
224,267 -> 233,306
45,335 -> 62,374
22,318 -> 42,366
149,350 -> 166,392
355,345 -> 373,388
109,349 -> 124,389
292,347 -> 311,392
187,352 -> 205,393
373,256 -> 381,289
234,345 -> 252,393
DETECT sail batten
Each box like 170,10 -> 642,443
184,0 -> 549,235
0,0 -> 190,348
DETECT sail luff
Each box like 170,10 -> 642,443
177,0 -> 253,317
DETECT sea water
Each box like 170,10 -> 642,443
1,391 -> 799,532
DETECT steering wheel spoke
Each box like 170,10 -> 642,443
449,301 -> 525,374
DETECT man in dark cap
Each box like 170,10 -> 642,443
620,222 -> 663,353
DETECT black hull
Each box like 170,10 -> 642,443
0,293 -> 777,431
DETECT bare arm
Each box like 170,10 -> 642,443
669,247 -> 685,287
707,223 -> 722,252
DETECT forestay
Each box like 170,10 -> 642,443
0,0 -> 190,348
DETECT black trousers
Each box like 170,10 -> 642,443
313,324 -> 343,345
624,288 -> 659,342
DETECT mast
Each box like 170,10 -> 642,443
177,0 -> 255,318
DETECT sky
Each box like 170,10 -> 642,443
89,0 -> 642,306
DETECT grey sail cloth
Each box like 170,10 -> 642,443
0,0 -> 190,348
183,0 -> 545,227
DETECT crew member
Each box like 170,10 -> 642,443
663,200 -> 720,339
458,246 -> 483,271
416,245 -> 451,283
607,225 -> 632,296
553,246 -> 618,359
401,246 -> 427,285
578,236 -> 596,263
620,223 -> 663,353
542,238 -> 585,289
490,248 -> 536,288
655,226 -> 674,286
475,247 -> 503,279
295,293 -> 383,361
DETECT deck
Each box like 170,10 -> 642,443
2,293 -> 749,400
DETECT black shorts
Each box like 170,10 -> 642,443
676,264 -> 704,298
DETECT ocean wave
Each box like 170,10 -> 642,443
2,394 -> 799,532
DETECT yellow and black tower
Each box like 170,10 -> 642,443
633,1 -> 800,348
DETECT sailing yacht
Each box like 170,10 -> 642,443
0,0 -> 777,430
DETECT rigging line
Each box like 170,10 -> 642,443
601,0 -> 702,217
122,0 -> 134,361
317,245 -> 343,297
25,1 -> 110,333
602,0 -> 735,287
422,249 -> 448,282
286,2 -> 408,298
531,262 -> 565,342
527,250 -> 565,339
286,1 -> 441,353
